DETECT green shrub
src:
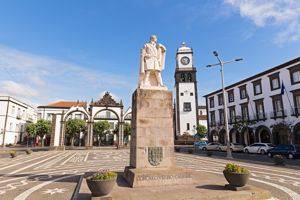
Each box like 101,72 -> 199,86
188,148 -> 193,154
175,147 -> 181,152
225,163 -> 249,173
25,149 -> 32,154
273,155 -> 285,159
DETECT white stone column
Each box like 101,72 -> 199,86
86,122 -> 93,148
118,121 -> 124,148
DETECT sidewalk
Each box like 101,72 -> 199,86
75,171 -> 271,200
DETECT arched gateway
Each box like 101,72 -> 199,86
49,92 -> 130,150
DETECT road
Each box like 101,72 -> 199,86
0,148 -> 299,199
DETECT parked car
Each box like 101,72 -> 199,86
200,142 -> 221,151
267,144 -> 300,159
219,143 -> 244,152
194,141 -> 207,147
243,143 -> 275,155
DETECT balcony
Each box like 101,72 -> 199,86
291,107 -> 300,116
16,115 -> 22,120
256,113 -> 266,121
228,118 -> 235,124
209,121 -> 217,127
26,118 -> 33,123
218,120 -> 225,126
270,110 -> 286,119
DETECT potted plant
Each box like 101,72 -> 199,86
188,148 -> 193,154
223,163 -> 250,187
273,155 -> 285,165
25,149 -> 32,155
9,151 -> 17,158
86,169 -> 117,197
206,151 -> 213,157
175,147 -> 181,152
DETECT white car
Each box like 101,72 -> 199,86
201,142 -> 221,151
243,143 -> 275,155
218,143 -> 244,152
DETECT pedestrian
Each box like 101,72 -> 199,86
30,140 -> 34,147
34,140 -> 37,147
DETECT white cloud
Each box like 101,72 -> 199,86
0,45 -> 135,106
225,0 -> 300,44
0,81 -> 39,98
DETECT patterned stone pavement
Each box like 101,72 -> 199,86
0,149 -> 299,199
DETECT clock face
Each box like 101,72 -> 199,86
181,56 -> 190,65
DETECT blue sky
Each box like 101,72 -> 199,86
0,0 -> 300,109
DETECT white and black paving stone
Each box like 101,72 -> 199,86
0,148 -> 298,199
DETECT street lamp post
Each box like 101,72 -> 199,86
207,51 -> 243,159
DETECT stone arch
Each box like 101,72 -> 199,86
210,130 -> 218,142
272,123 -> 291,145
229,128 -> 243,144
63,106 -> 90,122
255,126 -> 271,143
219,129 -> 226,144
55,105 -> 92,149
241,127 -> 254,146
93,108 -> 121,122
292,122 -> 300,145
123,106 -> 132,122
62,106 -> 91,147
92,108 -> 121,146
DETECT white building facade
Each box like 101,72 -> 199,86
37,92 -> 132,148
0,96 -> 37,145
204,57 -> 300,146
174,43 -> 199,136
198,105 -> 207,129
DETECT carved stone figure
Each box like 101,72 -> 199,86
138,35 -> 167,89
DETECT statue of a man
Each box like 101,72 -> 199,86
138,35 -> 166,89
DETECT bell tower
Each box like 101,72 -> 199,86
174,42 -> 199,136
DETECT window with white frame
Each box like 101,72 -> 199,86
272,78 -> 279,89
11,106 -> 15,115
75,114 -> 82,119
255,84 -> 261,94
293,71 -> 300,83
183,102 -> 191,112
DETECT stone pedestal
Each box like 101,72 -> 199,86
124,89 -> 192,187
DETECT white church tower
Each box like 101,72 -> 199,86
174,42 -> 199,136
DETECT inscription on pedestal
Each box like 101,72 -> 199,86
137,174 -> 192,181
148,147 -> 163,166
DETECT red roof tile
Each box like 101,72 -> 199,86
46,101 -> 87,108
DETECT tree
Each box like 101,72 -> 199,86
113,122 -> 131,142
196,125 -> 207,139
66,118 -> 87,147
25,123 -> 36,136
232,115 -> 256,133
93,121 -> 110,146
124,122 -> 131,139
35,119 -> 52,147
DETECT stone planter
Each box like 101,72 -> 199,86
206,151 -> 213,157
223,170 -> 250,187
175,147 -> 180,152
86,176 -> 117,197
10,153 -> 16,158
25,150 -> 32,155
188,149 -> 193,154
273,157 -> 285,165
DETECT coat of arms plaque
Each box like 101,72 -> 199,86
148,147 -> 163,166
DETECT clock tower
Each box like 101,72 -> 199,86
174,42 -> 199,136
